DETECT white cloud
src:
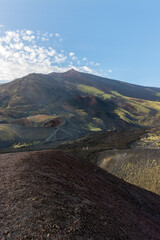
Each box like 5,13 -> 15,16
41,32 -> 49,41
48,49 -> 56,56
0,31 -> 20,44
55,33 -> 60,37
81,66 -> 93,74
22,34 -> 35,42
69,52 -> 75,57
69,52 -> 77,60
10,42 -> 24,50
0,28 -> 109,81
26,30 -> 33,35
54,54 -> 67,64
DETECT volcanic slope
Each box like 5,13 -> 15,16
50,69 -> 160,101
1,69 -> 160,150
0,69 -> 160,128
1,150 -> 160,240
59,128 -> 160,196
95,127 -> 160,195
50,69 -> 160,127
0,71 -> 137,133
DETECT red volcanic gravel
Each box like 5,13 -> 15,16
0,150 -> 160,239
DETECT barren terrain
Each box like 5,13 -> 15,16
1,150 -> 160,239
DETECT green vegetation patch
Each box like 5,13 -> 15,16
111,91 -> 124,97
93,117 -> 104,125
75,109 -> 88,116
114,108 -> 136,124
78,86 -> 160,127
82,122 -> 102,131
12,141 -> 40,149
77,85 -> 113,100
111,91 -> 160,126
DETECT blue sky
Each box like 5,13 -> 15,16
0,0 -> 160,87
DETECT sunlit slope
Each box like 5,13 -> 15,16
0,69 -> 160,136
0,71 -> 139,134
77,84 -> 160,127
51,70 -> 160,127
98,148 -> 160,195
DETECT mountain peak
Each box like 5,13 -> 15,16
65,68 -> 79,74
69,68 -> 78,72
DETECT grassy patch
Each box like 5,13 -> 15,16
75,109 -> 88,116
111,91 -> 160,125
77,85 -> 113,100
12,141 -> 40,149
78,86 -> 160,126
114,108 -> 136,124
93,117 -> 104,125
82,122 -> 102,131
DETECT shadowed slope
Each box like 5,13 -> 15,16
1,150 -> 160,239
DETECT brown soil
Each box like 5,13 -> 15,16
0,150 -> 160,240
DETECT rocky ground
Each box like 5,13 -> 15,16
1,150 -> 160,239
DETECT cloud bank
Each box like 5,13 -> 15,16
0,27 -> 112,81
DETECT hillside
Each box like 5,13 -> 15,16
1,150 -> 160,239
50,69 -> 160,101
0,69 -> 160,127
95,127 -> 160,195
0,69 -> 160,150
50,70 -> 160,127
58,127 -> 160,196
98,148 -> 160,195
